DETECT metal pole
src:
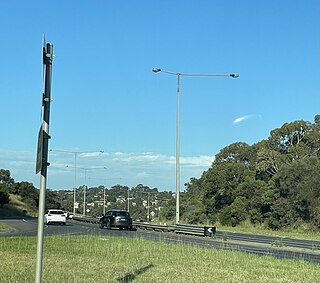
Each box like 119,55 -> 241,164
176,74 -> 180,224
35,42 -> 54,283
83,169 -> 87,216
103,182 -> 106,215
146,192 -> 149,222
127,188 -> 130,212
73,153 -> 77,215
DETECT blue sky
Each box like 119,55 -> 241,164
0,1 -> 319,192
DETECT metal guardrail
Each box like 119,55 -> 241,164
175,223 -> 216,237
72,216 -> 99,224
133,222 -> 175,233
72,216 -> 216,237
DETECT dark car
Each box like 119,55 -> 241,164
99,209 -> 133,230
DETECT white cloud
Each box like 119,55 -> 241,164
233,114 -> 262,125
79,151 -> 104,158
180,155 -> 214,167
136,171 -> 150,178
0,149 -> 215,191
233,115 -> 251,124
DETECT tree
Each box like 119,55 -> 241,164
234,174 -> 269,224
46,190 -> 62,209
214,142 -> 256,169
256,148 -> 282,176
0,169 -> 14,190
268,120 -> 311,153
303,121 -> 320,158
273,156 -> 320,224
219,197 -> 247,227
14,182 -> 39,208
0,190 -> 10,206
158,197 -> 175,221
182,177 -> 210,223
201,162 -> 248,212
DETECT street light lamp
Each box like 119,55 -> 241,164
65,165 -> 107,216
152,68 -> 239,224
49,149 -> 104,214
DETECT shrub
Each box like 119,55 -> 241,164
0,190 -> 10,206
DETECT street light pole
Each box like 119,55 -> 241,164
74,152 -> 77,215
127,188 -> 130,212
176,73 -> 180,224
152,68 -> 239,224
49,149 -> 104,215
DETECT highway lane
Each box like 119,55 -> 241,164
216,230 -> 320,251
0,218 -> 131,237
1,218 -> 320,264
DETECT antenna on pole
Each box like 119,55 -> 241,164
39,34 -> 46,122
41,34 -> 46,96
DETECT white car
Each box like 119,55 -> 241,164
44,209 -> 67,225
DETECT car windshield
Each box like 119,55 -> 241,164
50,211 -> 64,215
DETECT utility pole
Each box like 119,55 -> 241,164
35,40 -> 54,283
127,188 -> 130,212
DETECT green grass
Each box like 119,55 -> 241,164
216,221 -> 320,241
0,222 -> 12,231
154,218 -> 320,241
0,234 -> 319,283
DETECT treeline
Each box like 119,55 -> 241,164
56,183 -> 173,221
0,169 -> 173,220
0,169 -> 61,212
160,116 -> 320,231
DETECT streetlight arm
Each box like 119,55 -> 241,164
181,73 -> 239,78
65,165 -> 107,170
152,68 -> 179,76
152,68 -> 239,78
50,149 -> 104,154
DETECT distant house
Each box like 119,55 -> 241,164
116,196 -> 125,203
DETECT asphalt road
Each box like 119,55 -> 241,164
1,218 -> 320,264
0,218 -> 133,238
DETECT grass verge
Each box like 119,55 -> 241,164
216,221 -> 320,241
0,234 -> 319,282
0,222 -> 12,232
0,194 -> 38,218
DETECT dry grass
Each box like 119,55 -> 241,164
0,194 -> 38,218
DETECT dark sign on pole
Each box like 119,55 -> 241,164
36,124 -> 43,174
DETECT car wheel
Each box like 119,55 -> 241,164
99,222 -> 104,229
106,220 -> 111,230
